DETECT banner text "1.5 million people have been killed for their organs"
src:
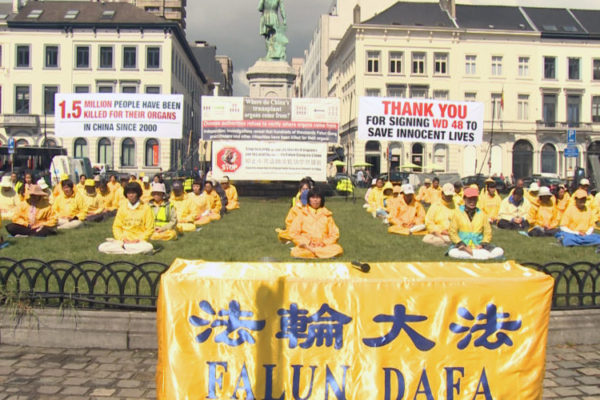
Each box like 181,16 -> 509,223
358,97 -> 484,146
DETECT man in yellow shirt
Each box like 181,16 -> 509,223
366,178 -> 385,217
453,181 -> 464,206
98,182 -> 154,254
498,187 -> 529,230
170,180 -> 196,232
97,180 -> 117,215
556,189 -> 600,246
53,180 -> 86,229
528,186 -> 559,237
427,177 -> 442,205
201,180 -> 223,221
221,176 -> 239,211
415,178 -> 432,205
188,179 -> 211,226
478,178 -> 502,224
107,174 -> 120,193
423,183 -> 455,246
81,179 -> 107,222
140,176 -> 152,204
388,184 -> 426,235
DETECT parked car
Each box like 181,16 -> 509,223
522,174 -> 566,192
378,171 -> 409,185
460,174 -> 511,193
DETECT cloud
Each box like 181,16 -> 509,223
233,69 -> 250,96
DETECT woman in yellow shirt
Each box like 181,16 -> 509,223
6,184 -> 57,237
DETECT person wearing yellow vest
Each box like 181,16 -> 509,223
289,188 -> 343,259
276,181 -> 310,242
556,189 -> 600,247
81,179 -> 108,223
0,175 -> 19,220
170,180 -> 196,232
98,182 -> 154,254
388,184 -> 426,235
140,176 -> 152,204
415,178 -> 432,205
6,184 -> 57,237
448,186 -> 504,260
221,176 -> 239,211
423,183 -> 456,246
202,181 -> 222,221
427,177 -> 442,205
149,183 -> 177,241
53,179 -> 86,229
527,186 -> 559,237
478,178 -> 502,224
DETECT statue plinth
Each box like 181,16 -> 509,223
246,59 -> 296,98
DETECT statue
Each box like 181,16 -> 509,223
258,0 -> 288,61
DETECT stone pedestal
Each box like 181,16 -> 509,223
246,59 -> 296,98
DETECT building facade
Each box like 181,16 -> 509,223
326,1 -> 600,179
0,1 -> 208,174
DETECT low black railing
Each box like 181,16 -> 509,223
0,258 -> 598,311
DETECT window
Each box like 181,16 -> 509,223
146,47 -> 160,69
145,86 -> 161,94
389,51 -> 403,74
517,94 -> 529,120
74,138 -> 87,158
410,86 -> 428,98
386,85 -> 405,97
594,59 -> 600,81
97,138 -> 112,164
145,139 -> 159,166
465,55 -> 476,75
567,95 -> 581,127
518,57 -> 529,77
541,143 -> 557,174
464,92 -> 477,102
568,58 -> 580,80
76,46 -> 89,68
491,93 -> 503,120
365,88 -> 380,97
121,86 -> 137,93
16,45 -> 30,68
434,53 -> 448,75
98,85 -> 113,93
121,138 -> 135,167
544,57 -> 555,79
15,86 -> 29,114
543,94 -> 557,127
593,96 -> 600,123
123,46 -> 136,69
366,51 -> 380,73
99,46 -> 113,69
433,90 -> 449,100
45,45 -> 59,68
491,56 -> 503,76
412,52 -> 425,75
44,86 -> 58,115
75,85 -> 90,93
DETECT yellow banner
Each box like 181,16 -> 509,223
157,260 -> 554,399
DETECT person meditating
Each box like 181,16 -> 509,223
149,183 -> 177,241
555,189 -> 600,247
6,184 -> 57,237
423,183 -> 456,246
98,182 -> 154,255
53,179 -> 86,230
221,176 -> 239,211
527,186 -> 559,237
388,184 -> 426,235
289,188 -> 343,259
277,181 -> 310,242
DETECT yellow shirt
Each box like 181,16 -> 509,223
560,204 -> 595,233
12,199 -> 57,228
81,192 -> 104,215
449,206 -> 492,247
367,187 -> 385,213
202,190 -> 222,215
427,186 -> 442,205
112,202 -> 154,241
0,189 -> 19,219
415,186 -> 430,203
477,192 -> 502,221
425,199 -> 456,234
140,184 -> 152,204
188,192 -> 209,217
52,192 -> 86,221
528,200 -> 559,231
170,193 -> 195,223
225,185 -> 239,210
107,181 -> 120,193
98,189 -> 117,211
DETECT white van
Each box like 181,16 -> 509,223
49,156 -> 93,187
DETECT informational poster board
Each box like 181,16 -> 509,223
157,260 -> 554,400
54,94 -> 184,138
358,97 -> 484,145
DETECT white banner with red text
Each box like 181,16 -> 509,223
201,96 -> 339,143
358,97 -> 484,145
54,93 -> 184,138
211,141 -> 327,182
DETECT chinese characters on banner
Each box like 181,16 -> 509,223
157,260 -> 554,399
358,97 -> 484,145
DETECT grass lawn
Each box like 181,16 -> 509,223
0,189 -> 597,266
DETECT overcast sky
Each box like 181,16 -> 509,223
186,0 -> 332,95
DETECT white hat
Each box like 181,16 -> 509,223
538,186 -> 552,197
371,178 -> 377,186
442,182 -> 455,196
142,176 -> 150,183
37,178 -> 49,190
580,178 -> 590,186
402,184 -> 415,194
529,182 -> 539,192
151,182 -> 166,194
0,176 -> 11,188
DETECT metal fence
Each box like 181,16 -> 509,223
0,258 -> 598,311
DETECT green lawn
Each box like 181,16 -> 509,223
0,190 -> 597,266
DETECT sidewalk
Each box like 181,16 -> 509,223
0,343 -> 599,399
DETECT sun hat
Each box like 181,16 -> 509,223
529,182 -> 540,192
538,186 -> 552,197
151,182 -> 166,194
28,185 -> 47,197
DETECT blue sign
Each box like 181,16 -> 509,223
8,138 -> 14,155
565,147 -> 579,158
567,129 -> 576,144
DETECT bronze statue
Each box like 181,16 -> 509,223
258,0 -> 288,61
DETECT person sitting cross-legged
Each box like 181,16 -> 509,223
478,178 -> 502,224
555,189 -> 600,247
6,184 -> 57,237
53,179 -> 86,230
81,179 -> 108,223
423,183 -> 456,246
448,187 -> 504,260
388,184 -> 426,235
289,188 -> 343,259
527,186 -> 560,237
170,180 -> 196,232
148,183 -> 177,241
98,182 -> 154,255
276,181 -> 310,242
0,175 -> 19,220
221,176 -> 239,211
497,187 -> 530,230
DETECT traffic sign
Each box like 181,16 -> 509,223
8,138 -> 15,155
567,129 -> 576,144
564,146 -> 579,158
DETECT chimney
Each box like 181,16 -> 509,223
353,5 -> 360,24
440,0 -> 456,18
